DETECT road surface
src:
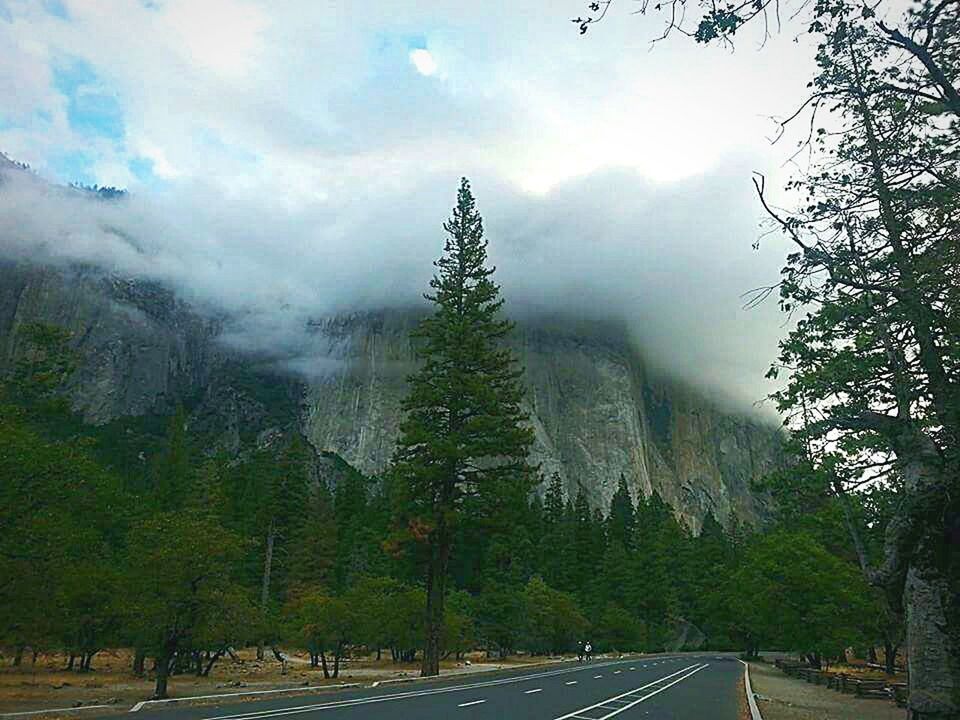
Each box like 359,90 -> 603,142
135,654 -> 743,720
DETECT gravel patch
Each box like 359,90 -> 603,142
747,662 -> 905,720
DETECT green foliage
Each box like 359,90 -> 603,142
390,178 -> 536,673
522,577 -> 589,655
594,603 -> 643,653
722,531 -> 878,658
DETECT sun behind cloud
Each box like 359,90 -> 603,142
408,48 -> 438,76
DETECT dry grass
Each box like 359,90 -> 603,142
0,648 -> 566,714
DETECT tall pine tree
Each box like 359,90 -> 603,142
391,178 -> 534,676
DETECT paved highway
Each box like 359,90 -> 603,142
135,654 -> 743,720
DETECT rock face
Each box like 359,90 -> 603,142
301,311 -> 782,532
0,263 -> 782,531
0,261 -> 221,422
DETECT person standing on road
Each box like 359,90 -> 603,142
585,642 -> 593,662
576,641 -> 584,663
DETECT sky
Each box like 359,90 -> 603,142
0,0 -> 822,412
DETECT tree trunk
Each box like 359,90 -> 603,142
133,648 -> 146,676
153,653 -> 171,700
258,520 -> 276,662
903,533 -> 959,719
333,642 -> 342,679
13,645 -> 24,666
421,516 -> 451,677
203,649 -> 224,676
883,641 -> 899,677
319,651 -> 330,679
869,646 -> 879,664
376,647 -> 381,662
66,653 -> 75,671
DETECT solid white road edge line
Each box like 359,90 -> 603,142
739,660 -> 764,720
128,684 -> 363,713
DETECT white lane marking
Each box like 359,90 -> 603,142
565,681 -> 578,685
613,670 -> 621,675
524,688 -> 543,694
594,675 -> 603,679
552,664 -> 708,720
458,700 -> 486,707
629,667 -> 636,671
203,658 -> 641,720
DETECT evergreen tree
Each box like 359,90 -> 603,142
288,481 -> 337,591
151,406 -> 192,512
391,178 -> 535,676
607,474 -> 636,550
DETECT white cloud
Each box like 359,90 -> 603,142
409,48 -> 438,76
0,0 -> 823,409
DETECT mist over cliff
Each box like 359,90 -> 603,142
0,157 -> 788,414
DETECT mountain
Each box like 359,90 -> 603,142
0,260 -> 783,530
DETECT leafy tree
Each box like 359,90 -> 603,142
443,590 -> 478,661
724,531 -> 877,664
390,178 -> 535,675
749,11 -> 960,713
475,582 -> 526,659
522,577 -> 589,656
0,407 -> 125,667
594,602 -> 643,653
284,591 -> 358,678
121,510 -> 246,698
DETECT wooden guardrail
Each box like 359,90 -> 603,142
773,661 -> 907,707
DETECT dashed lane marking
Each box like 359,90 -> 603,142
553,664 -> 709,720
458,700 -> 486,708
524,689 -> 542,694
565,681 -> 578,685
203,657 -> 641,720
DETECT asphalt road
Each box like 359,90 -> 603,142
134,654 -> 743,720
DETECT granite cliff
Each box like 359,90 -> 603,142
0,261 -> 782,530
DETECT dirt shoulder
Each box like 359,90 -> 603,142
748,661 -> 905,720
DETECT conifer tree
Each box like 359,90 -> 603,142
391,178 -> 535,676
607,474 -> 636,549
151,406 -> 191,512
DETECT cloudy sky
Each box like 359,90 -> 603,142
0,0 -> 822,411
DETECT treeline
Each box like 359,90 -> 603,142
1,323 -> 888,698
